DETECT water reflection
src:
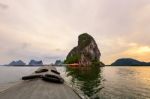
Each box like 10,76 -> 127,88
66,65 -> 103,98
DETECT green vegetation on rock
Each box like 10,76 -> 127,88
92,60 -> 105,66
64,54 -> 81,64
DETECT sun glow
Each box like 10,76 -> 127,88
137,46 -> 150,53
121,46 -> 150,62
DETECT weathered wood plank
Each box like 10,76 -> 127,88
0,66 -> 81,99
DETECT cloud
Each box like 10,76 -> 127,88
0,2 -> 8,9
0,0 -> 150,64
122,45 -> 150,62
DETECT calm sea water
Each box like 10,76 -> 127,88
57,66 -> 150,99
0,66 -> 150,99
0,66 -> 38,84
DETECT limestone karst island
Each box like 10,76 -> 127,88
65,33 -> 104,66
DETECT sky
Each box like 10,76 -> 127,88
0,0 -> 150,64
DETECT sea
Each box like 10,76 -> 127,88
0,66 -> 150,99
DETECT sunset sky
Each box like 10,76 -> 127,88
0,0 -> 150,64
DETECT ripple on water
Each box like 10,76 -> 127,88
56,66 -> 150,99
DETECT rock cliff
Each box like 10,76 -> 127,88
55,60 -> 63,66
9,60 -> 26,66
65,33 -> 102,66
28,60 -> 43,66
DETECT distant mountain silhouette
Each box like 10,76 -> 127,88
54,60 -> 63,66
8,60 -> 26,66
28,60 -> 43,66
111,58 -> 150,66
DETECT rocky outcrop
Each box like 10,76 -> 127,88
54,60 -> 63,66
9,60 -> 26,66
65,33 -> 101,66
29,60 -> 43,66
111,58 -> 150,66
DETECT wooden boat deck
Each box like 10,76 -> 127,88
0,66 -> 81,99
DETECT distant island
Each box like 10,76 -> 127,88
29,60 -> 43,66
111,58 -> 150,66
7,60 -> 43,66
8,60 -> 26,66
54,60 -> 63,66
64,33 -> 104,66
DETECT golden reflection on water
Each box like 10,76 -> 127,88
66,66 -> 150,99
104,66 -> 150,84
128,67 -> 150,85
